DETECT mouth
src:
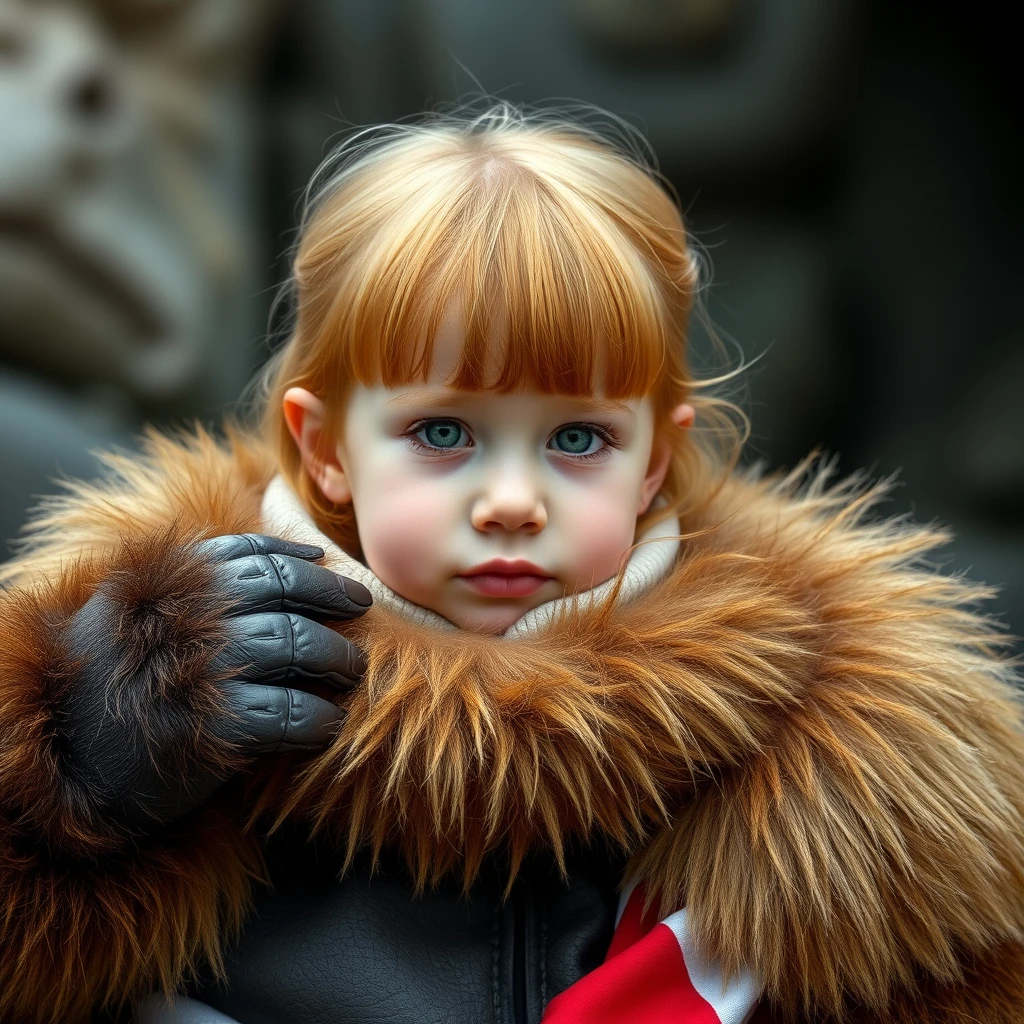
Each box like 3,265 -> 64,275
457,559 -> 553,598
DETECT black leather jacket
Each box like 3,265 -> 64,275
158,828 -> 625,1024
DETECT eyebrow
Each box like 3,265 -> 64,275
383,387 -> 635,414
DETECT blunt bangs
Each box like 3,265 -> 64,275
298,127 -> 690,404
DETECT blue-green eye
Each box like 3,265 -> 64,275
418,419 -> 468,449
552,425 -> 597,455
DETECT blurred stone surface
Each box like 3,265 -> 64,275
0,0 -> 270,406
1,0 -> 275,556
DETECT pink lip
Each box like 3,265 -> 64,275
458,559 -> 553,598
461,559 -> 550,577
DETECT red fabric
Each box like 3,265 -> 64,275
542,886 -> 723,1024
604,882 -> 660,960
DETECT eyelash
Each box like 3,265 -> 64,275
555,422 -> 621,461
403,420 -> 471,456
403,419 -> 621,461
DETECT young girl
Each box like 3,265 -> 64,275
1,105 -> 1023,1024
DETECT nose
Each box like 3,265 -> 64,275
471,468 -> 547,534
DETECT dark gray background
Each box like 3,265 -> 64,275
2,0 -> 1020,638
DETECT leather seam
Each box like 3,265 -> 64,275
492,899 -> 501,1023
285,607 -> 297,687
279,686 -> 296,753
540,904 -> 548,1012
267,552 -> 287,610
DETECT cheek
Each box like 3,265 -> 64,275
351,470 -> 454,590
558,487 -> 640,586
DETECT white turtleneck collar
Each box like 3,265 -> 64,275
260,475 -> 681,639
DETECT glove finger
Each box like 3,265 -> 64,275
215,611 -> 367,690
196,533 -> 325,565
216,680 -> 344,754
210,553 -> 372,620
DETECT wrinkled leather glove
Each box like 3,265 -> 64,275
60,533 -> 371,829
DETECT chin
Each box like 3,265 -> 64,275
452,615 -> 517,635
447,604 -> 534,635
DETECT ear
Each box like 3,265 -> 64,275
282,387 -> 352,505
637,403 -> 696,514
670,402 -> 695,429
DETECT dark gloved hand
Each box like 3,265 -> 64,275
61,534 -> 372,829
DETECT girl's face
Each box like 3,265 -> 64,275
286,323 -> 673,634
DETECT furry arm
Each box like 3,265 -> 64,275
0,431 -> 310,1023
0,532 -> 265,1023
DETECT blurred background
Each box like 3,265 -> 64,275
1,0 -> 1021,636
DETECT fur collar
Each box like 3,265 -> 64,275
10,428 -> 1024,1020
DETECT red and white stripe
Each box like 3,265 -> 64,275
542,880 -> 760,1023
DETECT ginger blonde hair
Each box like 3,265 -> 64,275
260,104 -> 745,555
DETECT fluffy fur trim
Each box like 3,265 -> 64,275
2,430 -> 1023,1023
749,938 -> 1024,1022
752,939 -> 1024,1023
629,468 -> 1024,1020
1,532 -> 244,846
0,806 -> 259,1024
0,426 -> 273,589
849,939 -> 1024,1023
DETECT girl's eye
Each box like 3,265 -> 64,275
410,419 -> 471,451
549,423 -> 616,460
552,426 -> 596,454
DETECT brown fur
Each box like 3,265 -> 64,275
0,509 -> 266,1023
2,429 -> 1023,1022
